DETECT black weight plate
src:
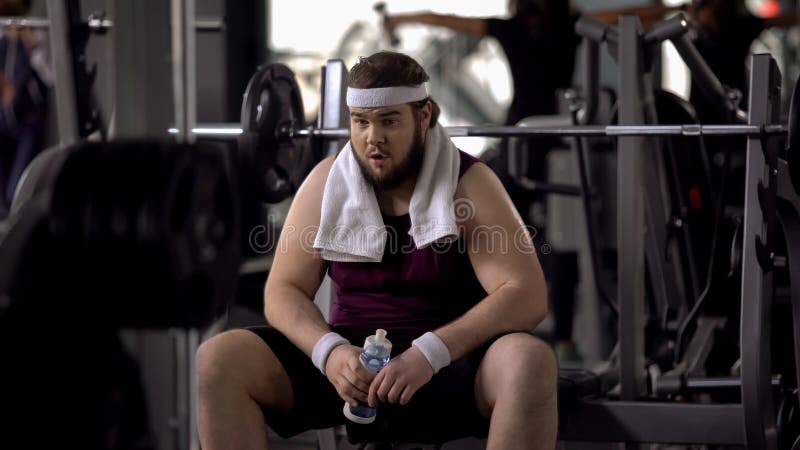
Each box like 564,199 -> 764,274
239,63 -> 307,203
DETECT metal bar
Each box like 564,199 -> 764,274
46,0 -> 80,145
0,16 -> 50,28
657,318 -> 725,395
194,17 -> 224,32
574,16 -> 618,46
574,122 -> 618,315
575,16 -> 611,43
1,15 -> 221,32
186,124 -> 788,140
640,59 -> 686,327
740,53 -> 780,450
685,375 -> 781,390
296,124 -> 786,138
617,15 -> 647,402
670,32 -> 747,122
605,124 -> 785,136
529,181 -> 582,196
579,38 -> 599,125
559,400 -> 745,444
643,13 -> 689,45
511,179 -> 582,197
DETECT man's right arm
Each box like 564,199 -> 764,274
263,156 -> 375,406
263,156 -> 335,356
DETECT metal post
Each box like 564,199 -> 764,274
775,159 -> 800,411
112,4 -> 184,450
169,1 -> 198,447
740,53 -> 781,450
189,328 -> 199,450
640,67 -> 688,327
173,328 -> 200,450
579,38 -> 599,125
45,0 -> 80,145
320,59 -> 349,157
224,0 -> 266,122
171,0 -> 196,143
617,16 -> 646,403
113,0 -> 174,137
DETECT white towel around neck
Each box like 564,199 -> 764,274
313,124 -> 460,262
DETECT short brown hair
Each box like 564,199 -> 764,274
348,51 -> 440,127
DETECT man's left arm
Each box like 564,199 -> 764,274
368,162 -> 547,406
434,162 -> 548,360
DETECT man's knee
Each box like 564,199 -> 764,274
196,329 -> 291,408
486,333 -> 558,393
197,330 -> 249,393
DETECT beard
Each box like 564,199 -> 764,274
352,120 -> 425,191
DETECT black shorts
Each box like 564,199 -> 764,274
246,326 -> 492,443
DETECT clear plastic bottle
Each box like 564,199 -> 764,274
343,329 -> 392,424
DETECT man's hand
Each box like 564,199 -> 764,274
368,346 -> 433,406
325,344 -> 375,407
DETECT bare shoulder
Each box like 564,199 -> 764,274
266,157 -> 335,298
289,155 -> 336,224
455,160 -> 504,198
454,160 -> 523,229
295,156 -> 336,202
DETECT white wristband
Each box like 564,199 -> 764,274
311,332 -> 349,375
412,332 -> 451,374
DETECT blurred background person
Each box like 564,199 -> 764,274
0,0 -> 51,219
383,0 -> 586,362
685,0 -> 798,123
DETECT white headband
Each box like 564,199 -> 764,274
346,84 -> 429,107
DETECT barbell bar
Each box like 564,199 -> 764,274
0,15 -> 223,32
297,123 -> 788,138
176,123 -> 788,140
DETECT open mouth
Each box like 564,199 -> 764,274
369,152 -> 388,161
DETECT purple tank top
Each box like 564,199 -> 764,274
328,150 -> 487,352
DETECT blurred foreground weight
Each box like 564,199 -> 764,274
0,140 -> 241,328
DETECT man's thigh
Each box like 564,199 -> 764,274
245,326 -> 346,439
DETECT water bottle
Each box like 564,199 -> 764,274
343,329 -> 392,424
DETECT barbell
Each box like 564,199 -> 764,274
235,64 -> 799,204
